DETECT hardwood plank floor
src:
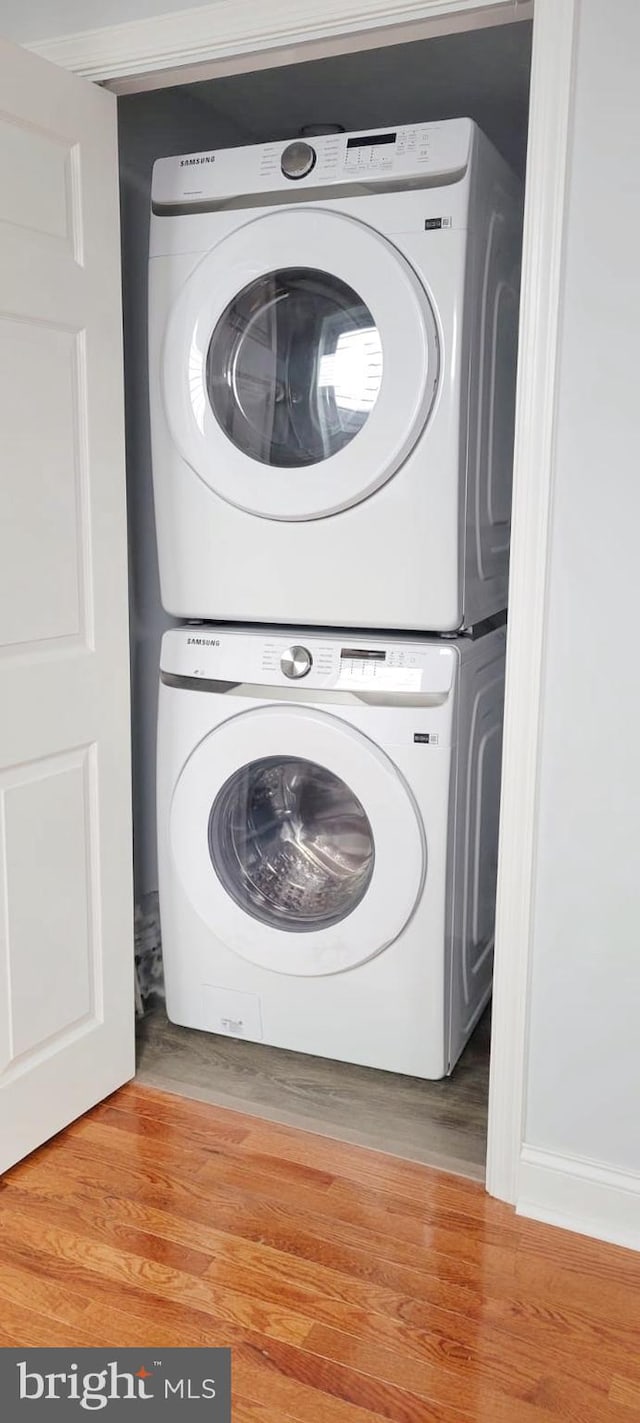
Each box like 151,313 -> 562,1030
2,1083 -> 640,1422
136,1004 -> 490,1180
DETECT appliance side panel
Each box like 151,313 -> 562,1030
463,131 -> 523,625
448,628 -> 506,1069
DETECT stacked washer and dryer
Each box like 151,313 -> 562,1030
149,118 -> 521,1078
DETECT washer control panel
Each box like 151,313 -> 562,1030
280,645 -> 313,678
160,627 -> 457,699
151,118 -> 473,211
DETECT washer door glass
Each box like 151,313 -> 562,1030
208,755 -> 375,931
162,208 -> 440,520
206,268 -> 383,468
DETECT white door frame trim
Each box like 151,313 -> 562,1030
28,0 -> 532,89
486,0 -> 579,1202
26,0 -> 579,1205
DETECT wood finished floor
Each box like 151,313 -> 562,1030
2,1084 -> 640,1420
136,1004 -> 490,1181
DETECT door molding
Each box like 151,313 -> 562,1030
486,0 -> 579,1202
28,0 -> 532,90
26,0 -> 579,1207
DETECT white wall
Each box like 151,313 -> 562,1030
0,0 -> 200,44
520,0 -> 640,1240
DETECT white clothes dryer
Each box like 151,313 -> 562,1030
157,621 -> 506,1077
149,119 -> 522,632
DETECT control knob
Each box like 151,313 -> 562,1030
280,141 -> 316,181
281,645 -> 313,679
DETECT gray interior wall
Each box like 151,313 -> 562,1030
180,22 -> 531,175
119,89 -> 249,900
120,23 -> 530,902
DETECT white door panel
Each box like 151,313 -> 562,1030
0,36 -> 134,1172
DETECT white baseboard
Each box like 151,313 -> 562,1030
517,1145 -> 640,1252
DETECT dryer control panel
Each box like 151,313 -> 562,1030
151,118 -> 473,213
161,626 -> 457,699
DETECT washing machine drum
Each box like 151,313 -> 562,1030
162,208 -> 440,521
207,270 -> 383,470
209,755 -> 375,931
170,706 -> 426,976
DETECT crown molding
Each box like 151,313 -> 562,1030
27,0 -> 531,88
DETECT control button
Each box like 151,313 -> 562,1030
280,141 -> 316,181
281,645 -> 313,679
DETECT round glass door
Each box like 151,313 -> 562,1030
209,755 -> 375,931
170,704 -> 426,975
161,208 -> 439,521
206,268 -> 383,468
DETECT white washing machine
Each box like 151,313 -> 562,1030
149,119 -> 522,633
158,621 -> 506,1077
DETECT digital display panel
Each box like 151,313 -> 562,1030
340,648 -> 386,661
346,133 -> 397,149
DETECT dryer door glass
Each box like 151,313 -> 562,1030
208,755 -> 375,931
206,268 -> 383,468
